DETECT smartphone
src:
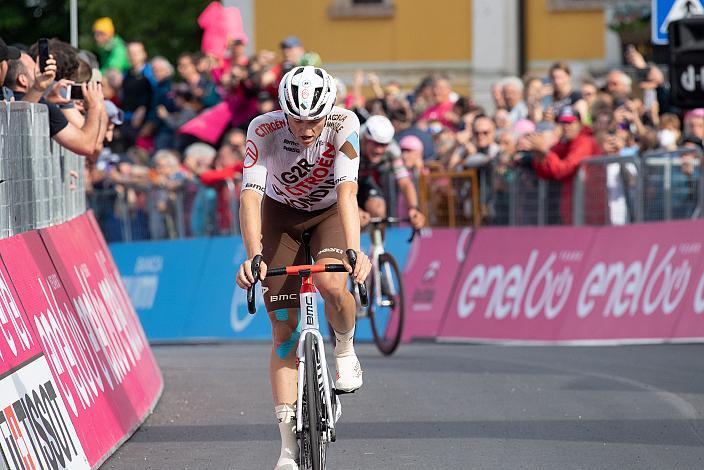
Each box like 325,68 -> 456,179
38,38 -> 49,73
69,84 -> 84,100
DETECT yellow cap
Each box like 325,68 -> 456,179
92,17 -> 115,36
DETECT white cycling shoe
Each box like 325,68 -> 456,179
274,458 -> 299,470
334,353 -> 363,392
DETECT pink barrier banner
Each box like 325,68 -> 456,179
0,233 -> 91,469
402,228 -> 472,341
440,226 -> 598,342
0,242 -> 41,373
2,215 -> 162,468
564,220 -> 704,341
439,221 -> 704,343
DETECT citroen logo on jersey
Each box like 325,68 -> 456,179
244,140 -> 259,168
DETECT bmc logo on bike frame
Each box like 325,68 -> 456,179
305,297 -> 315,325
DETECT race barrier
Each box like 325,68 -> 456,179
402,220 -> 704,344
0,211 -> 162,470
109,228 -> 413,341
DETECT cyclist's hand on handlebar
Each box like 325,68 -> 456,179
409,208 -> 426,230
343,250 -> 371,284
236,257 -> 268,289
359,209 -> 371,228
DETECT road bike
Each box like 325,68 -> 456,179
331,217 -> 415,356
246,234 -> 367,470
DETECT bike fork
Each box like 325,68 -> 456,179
295,282 -> 337,437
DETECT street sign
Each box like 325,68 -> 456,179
668,16 -> 704,107
653,0 -> 704,45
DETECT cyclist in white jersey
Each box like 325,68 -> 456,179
236,66 -> 371,470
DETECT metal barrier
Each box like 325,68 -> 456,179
489,164 -> 563,226
572,149 -> 703,226
572,154 -> 642,226
89,183 -> 192,242
418,169 -> 481,228
641,148 -> 703,222
225,179 -> 241,235
0,101 -> 85,239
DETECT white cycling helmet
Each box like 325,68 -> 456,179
278,66 -> 337,120
362,115 -> 395,144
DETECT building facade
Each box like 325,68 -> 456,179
225,0 -> 635,107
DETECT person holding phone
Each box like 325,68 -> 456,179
0,38 -> 21,100
5,52 -> 107,160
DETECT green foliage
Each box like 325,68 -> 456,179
0,0 -> 211,62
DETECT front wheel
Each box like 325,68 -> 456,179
369,253 -> 405,356
302,334 -> 326,469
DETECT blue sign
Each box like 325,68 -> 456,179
653,0 -> 704,45
109,228 -> 412,342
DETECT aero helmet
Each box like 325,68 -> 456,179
278,66 -> 337,120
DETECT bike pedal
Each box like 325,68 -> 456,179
334,388 -> 357,396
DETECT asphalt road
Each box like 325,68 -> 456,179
103,342 -> 704,470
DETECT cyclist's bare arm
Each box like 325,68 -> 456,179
237,189 -> 268,288
336,140 -> 371,283
397,176 -> 426,229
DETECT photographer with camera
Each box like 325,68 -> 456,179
6,50 -> 106,160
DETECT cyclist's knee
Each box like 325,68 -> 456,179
365,198 -> 386,217
316,274 -> 348,311
269,309 -> 300,359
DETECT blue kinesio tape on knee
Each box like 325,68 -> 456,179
276,320 -> 302,359
274,309 -> 288,321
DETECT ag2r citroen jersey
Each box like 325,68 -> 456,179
241,107 -> 360,211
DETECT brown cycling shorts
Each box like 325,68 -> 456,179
261,196 -> 346,312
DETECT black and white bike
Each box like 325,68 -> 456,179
247,237 -> 367,470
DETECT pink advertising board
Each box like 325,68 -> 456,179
0,236 -> 41,374
437,221 -> 704,344
401,228 -> 472,341
0,232 -> 92,469
1,215 -> 162,468
440,226 -> 598,342
558,220 -> 704,341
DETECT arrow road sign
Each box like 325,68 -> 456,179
653,0 -> 704,45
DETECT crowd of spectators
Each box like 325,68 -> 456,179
2,15 -> 702,241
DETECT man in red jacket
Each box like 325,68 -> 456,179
521,106 -> 602,224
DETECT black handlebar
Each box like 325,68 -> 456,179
346,249 -> 369,308
245,251 -> 368,315
367,216 -> 420,243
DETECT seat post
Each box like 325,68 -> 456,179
302,230 -> 312,263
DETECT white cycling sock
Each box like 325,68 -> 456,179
275,404 -> 298,465
334,325 -> 355,357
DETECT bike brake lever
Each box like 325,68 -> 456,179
247,254 -> 262,315
345,249 -> 368,308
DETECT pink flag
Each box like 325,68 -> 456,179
179,101 -> 233,144
199,1 -> 248,59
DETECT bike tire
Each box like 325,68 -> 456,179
304,334 -> 325,470
369,253 -> 405,356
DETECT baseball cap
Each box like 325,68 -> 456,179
0,38 -> 21,62
512,119 -> 536,136
280,36 -> 302,49
556,106 -> 580,123
399,135 -> 424,153
184,142 -> 216,160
